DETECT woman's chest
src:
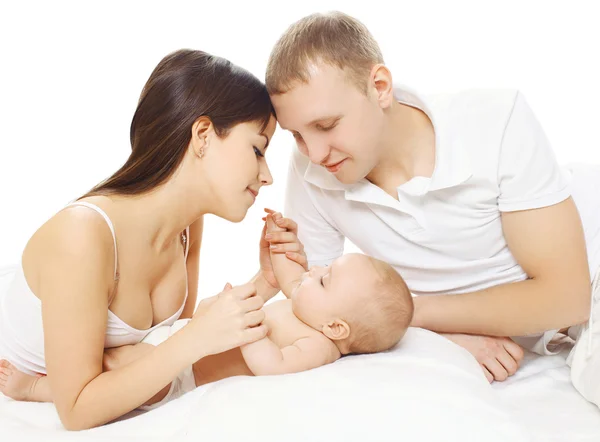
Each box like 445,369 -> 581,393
110,244 -> 188,330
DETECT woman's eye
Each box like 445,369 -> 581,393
253,146 -> 264,158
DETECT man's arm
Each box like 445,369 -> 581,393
413,195 -> 590,337
413,93 -> 591,337
240,335 -> 334,376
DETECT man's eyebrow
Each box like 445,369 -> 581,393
282,115 -> 341,132
307,115 -> 341,127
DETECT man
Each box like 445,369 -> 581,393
265,10 -> 598,404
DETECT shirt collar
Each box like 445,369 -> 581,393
302,85 -> 472,200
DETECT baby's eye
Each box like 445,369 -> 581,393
253,146 -> 264,158
320,276 -> 325,287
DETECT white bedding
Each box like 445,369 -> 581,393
1,268 -> 600,441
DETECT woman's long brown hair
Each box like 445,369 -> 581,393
81,49 -> 274,198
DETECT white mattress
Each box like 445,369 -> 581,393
1,267 -> 599,441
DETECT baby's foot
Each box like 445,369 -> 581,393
0,359 -> 42,401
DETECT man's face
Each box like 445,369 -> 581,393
271,64 -> 386,184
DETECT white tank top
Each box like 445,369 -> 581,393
0,201 -> 189,375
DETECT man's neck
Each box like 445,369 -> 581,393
366,102 -> 436,197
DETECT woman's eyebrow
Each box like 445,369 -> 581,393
260,134 -> 270,149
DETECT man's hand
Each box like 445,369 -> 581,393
441,333 -> 525,383
259,208 -> 308,289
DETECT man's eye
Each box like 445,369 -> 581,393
317,123 -> 336,132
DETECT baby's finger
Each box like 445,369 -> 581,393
263,208 -> 276,214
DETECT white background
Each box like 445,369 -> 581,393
0,0 -> 598,302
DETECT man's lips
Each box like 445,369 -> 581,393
323,159 -> 346,173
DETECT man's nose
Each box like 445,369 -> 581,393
306,141 -> 331,165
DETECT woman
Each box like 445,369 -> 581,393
0,49 -> 305,430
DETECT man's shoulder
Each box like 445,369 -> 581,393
426,88 -> 520,118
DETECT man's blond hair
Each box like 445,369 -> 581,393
266,11 -> 384,95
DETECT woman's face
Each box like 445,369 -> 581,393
203,116 -> 277,222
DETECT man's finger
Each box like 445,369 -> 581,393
481,365 -> 494,383
503,340 -> 525,366
483,358 -> 509,382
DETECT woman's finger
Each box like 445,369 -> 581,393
242,324 -> 269,345
241,294 -> 265,312
244,310 -> 266,328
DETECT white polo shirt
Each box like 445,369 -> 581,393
284,86 -> 572,297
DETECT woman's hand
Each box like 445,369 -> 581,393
189,282 -> 267,357
259,208 -> 308,289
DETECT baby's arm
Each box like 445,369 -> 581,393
266,213 -> 305,298
240,335 -> 335,376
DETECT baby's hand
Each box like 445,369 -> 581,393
265,212 -> 286,234
262,209 -> 308,270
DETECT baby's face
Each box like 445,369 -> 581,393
291,253 -> 376,330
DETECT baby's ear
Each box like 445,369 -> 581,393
322,319 -> 350,341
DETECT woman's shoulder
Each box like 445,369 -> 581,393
23,202 -> 116,283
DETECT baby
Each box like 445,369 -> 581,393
0,212 -> 414,409
240,212 -> 414,375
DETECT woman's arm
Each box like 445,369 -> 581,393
38,213 -> 199,430
412,198 -> 591,336
181,217 -> 203,319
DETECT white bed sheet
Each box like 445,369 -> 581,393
1,267 -> 599,441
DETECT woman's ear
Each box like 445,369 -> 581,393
322,319 -> 351,341
190,116 -> 213,159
